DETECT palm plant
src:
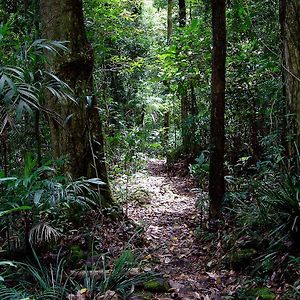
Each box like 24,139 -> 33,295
0,19 -> 74,176
0,251 -> 69,300
258,150 -> 300,242
0,36 -> 73,128
73,249 -> 157,299
0,248 -> 156,300
0,153 -> 106,256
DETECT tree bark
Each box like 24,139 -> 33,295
178,0 -> 193,156
209,0 -> 226,219
40,0 -> 113,204
178,0 -> 186,27
167,0 -> 173,43
280,0 -> 300,151
163,0 -> 173,146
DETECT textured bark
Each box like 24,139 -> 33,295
280,0 -> 300,147
40,0 -> 112,204
209,0 -> 226,219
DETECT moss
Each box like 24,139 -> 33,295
229,248 -> 256,269
143,278 -> 170,292
246,287 -> 276,300
129,291 -> 153,300
130,189 -> 151,205
69,245 -> 85,264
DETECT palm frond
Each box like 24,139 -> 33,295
29,222 -> 61,245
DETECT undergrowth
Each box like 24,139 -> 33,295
0,247 -> 156,299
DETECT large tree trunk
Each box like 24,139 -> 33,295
280,0 -> 300,150
209,0 -> 226,219
40,0 -> 113,204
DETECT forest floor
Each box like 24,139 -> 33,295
118,159 -> 240,300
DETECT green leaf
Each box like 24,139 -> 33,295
85,95 -> 93,108
34,190 -> 45,205
0,177 -> 17,183
0,206 -> 32,217
85,178 -> 106,185
0,261 -> 17,267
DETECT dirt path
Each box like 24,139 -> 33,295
123,159 -> 237,300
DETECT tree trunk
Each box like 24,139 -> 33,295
40,0 -> 113,204
167,0 -> 173,43
178,0 -> 186,27
163,0 -> 173,146
209,0 -> 226,219
281,0 -> 300,134
178,0 -> 191,156
34,110 -> 41,167
280,0 -> 300,153
180,84 -> 189,152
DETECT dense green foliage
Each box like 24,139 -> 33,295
1,0 -> 300,298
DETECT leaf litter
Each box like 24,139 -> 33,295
121,159 -> 239,299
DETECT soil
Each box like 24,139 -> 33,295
122,159 -> 239,300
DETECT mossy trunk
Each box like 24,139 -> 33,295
40,0 -> 113,204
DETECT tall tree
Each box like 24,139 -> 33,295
178,0 -> 186,27
209,0 -> 226,219
163,0 -> 173,144
40,0 -> 113,204
167,0 -> 173,43
178,0 -> 199,157
280,0 -> 300,146
178,0 -> 191,155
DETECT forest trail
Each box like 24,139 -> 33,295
122,160 -> 237,300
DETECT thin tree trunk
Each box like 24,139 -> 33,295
209,0 -> 226,219
163,0 -> 173,146
180,84 -> 189,152
24,0 -> 29,12
1,128 -> 8,177
167,0 -> 173,43
179,0 -> 186,27
249,101 -> 261,163
178,0 -> 191,156
40,0 -> 113,204
35,110 -> 41,166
